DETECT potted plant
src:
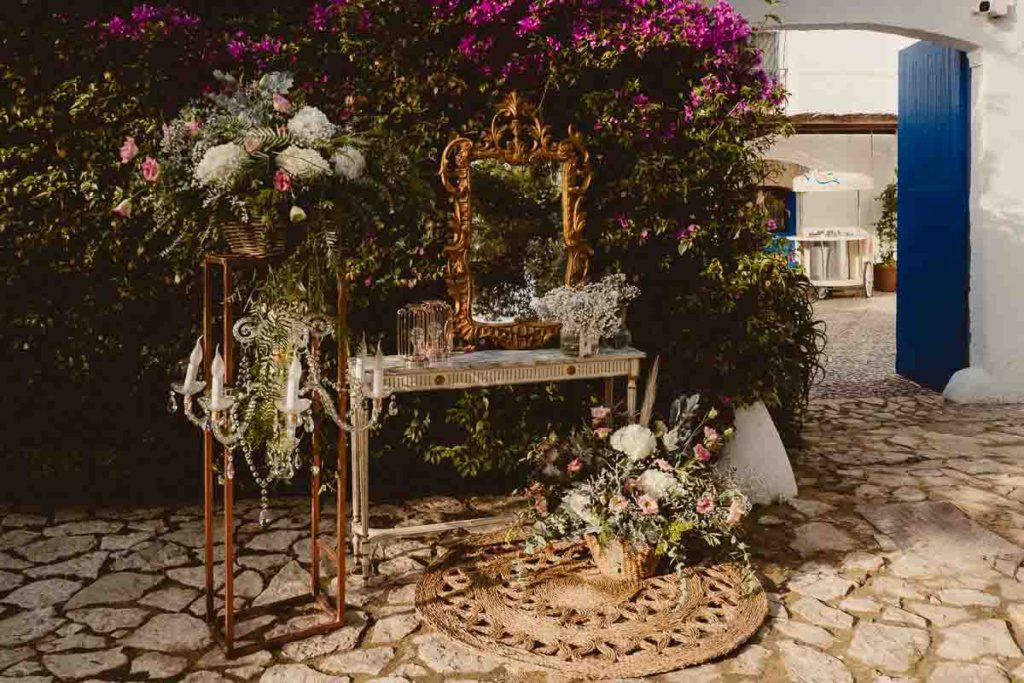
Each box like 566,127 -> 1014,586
523,393 -> 749,580
873,180 -> 898,292
533,273 -> 639,357
114,70 -> 367,256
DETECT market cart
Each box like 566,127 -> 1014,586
787,170 -> 876,299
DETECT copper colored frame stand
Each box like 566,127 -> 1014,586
201,254 -> 348,658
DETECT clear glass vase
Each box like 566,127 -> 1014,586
561,328 -> 598,357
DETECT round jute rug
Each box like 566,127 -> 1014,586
416,534 -> 767,680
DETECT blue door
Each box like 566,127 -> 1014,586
897,42 -> 970,391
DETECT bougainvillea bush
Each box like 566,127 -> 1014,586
0,0 -> 822,502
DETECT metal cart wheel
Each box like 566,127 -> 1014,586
816,287 -> 830,301
864,262 -> 874,298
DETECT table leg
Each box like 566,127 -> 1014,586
222,449 -> 235,655
603,377 -> 615,410
350,403 -> 371,574
202,261 -> 215,624
626,370 -> 638,422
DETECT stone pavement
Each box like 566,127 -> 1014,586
811,292 -> 929,400
4,393 -> 1024,681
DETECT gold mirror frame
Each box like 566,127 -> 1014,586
440,93 -> 593,349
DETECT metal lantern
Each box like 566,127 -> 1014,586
397,300 -> 454,366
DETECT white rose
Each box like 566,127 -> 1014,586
610,424 -> 658,461
194,142 -> 248,187
662,427 -> 680,451
276,145 -> 331,181
564,491 -> 598,526
331,145 -> 366,180
638,469 -> 677,500
286,106 -> 336,145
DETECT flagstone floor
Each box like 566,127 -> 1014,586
5,295 -> 1024,682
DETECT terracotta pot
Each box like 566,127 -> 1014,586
584,534 -> 660,581
873,263 -> 897,292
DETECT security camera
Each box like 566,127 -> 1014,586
974,0 -> 1014,17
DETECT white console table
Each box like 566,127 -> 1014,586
349,346 -> 645,572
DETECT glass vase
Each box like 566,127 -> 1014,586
560,328 -> 580,357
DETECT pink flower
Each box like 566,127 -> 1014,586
694,444 -> 712,462
704,426 -> 719,447
272,93 -> 291,113
696,496 -> 714,514
140,156 -> 160,182
654,458 -> 673,472
534,497 -> 549,517
119,137 -> 138,164
590,406 -> 611,425
766,218 -> 777,231
243,137 -> 261,154
608,494 -> 629,513
594,427 -> 612,440
184,119 -> 202,136
567,458 -> 583,474
274,169 -> 292,192
112,198 -> 132,218
726,498 -> 746,526
638,494 -> 659,515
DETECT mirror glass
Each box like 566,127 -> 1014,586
469,159 -> 566,323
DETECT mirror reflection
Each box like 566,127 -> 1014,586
469,159 -> 566,323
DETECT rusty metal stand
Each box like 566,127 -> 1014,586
202,253 -> 348,658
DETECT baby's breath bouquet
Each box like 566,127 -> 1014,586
534,273 -> 639,356
113,70 -> 370,255
524,395 -> 748,578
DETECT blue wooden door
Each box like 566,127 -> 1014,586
897,42 -> 970,390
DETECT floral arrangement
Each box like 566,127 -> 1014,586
114,70 -> 367,250
524,394 -> 749,573
534,273 -> 639,349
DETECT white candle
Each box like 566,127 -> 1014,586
211,347 -> 225,405
285,353 -> 301,411
184,337 -> 203,391
372,341 -> 385,398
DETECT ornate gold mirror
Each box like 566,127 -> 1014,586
440,93 -> 592,349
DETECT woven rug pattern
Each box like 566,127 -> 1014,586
416,536 -> 767,680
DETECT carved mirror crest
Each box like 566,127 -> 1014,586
440,92 -> 593,350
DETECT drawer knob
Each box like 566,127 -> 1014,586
434,375 -> 445,386
566,365 -> 577,376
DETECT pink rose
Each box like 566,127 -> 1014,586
274,169 -> 292,192
272,93 -> 291,113
694,444 -> 712,462
696,496 -> 714,514
726,498 -> 746,526
567,457 -> 583,474
184,119 -> 202,136
244,137 -> 261,154
590,406 -> 611,425
654,458 -> 673,472
119,137 -> 139,164
140,156 -> 160,183
638,494 -> 659,515
112,198 -> 132,218
594,427 -> 612,440
704,426 -> 719,446
608,494 -> 629,513
534,497 -> 549,517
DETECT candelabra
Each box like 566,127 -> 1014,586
168,316 -> 395,527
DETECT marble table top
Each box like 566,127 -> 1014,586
380,346 -> 645,376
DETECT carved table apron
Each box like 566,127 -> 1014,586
349,347 -> 645,573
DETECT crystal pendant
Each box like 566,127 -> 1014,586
388,397 -> 398,416
167,391 -> 178,414
258,507 -> 270,528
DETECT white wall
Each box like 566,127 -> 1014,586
770,134 -> 898,232
780,31 -> 916,114
733,0 -> 1024,403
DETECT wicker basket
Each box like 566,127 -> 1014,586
220,221 -> 288,257
584,534 -> 660,581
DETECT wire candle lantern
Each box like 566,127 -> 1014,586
396,300 -> 454,366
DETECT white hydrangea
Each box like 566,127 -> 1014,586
610,424 -> 658,461
332,145 -> 366,180
276,145 -> 331,181
194,142 -> 248,187
638,469 -> 677,500
286,106 -> 336,145
564,491 -> 598,526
